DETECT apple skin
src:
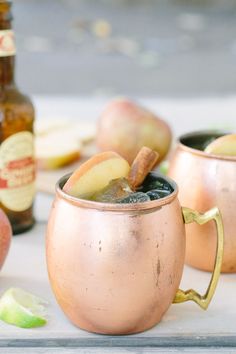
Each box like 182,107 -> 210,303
0,209 -> 12,271
96,99 -> 172,164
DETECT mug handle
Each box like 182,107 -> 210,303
173,207 -> 224,310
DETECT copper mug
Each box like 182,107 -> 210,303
46,173 -> 224,335
168,130 -> 234,273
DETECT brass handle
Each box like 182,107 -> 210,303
173,207 -> 224,310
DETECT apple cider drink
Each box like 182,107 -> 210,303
63,147 -> 173,204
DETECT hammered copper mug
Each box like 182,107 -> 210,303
168,130 -> 234,273
46,173 -> 224,335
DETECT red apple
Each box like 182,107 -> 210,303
96,99 -> 172,164
0,209 -> 12,271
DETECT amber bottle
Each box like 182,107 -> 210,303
0,1 -> 35,234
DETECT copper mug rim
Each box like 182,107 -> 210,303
177,129 -> 236,162
55,172 -> 179,212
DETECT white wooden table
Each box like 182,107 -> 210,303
1,96 -> 236,353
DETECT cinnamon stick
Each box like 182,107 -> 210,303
128,147 -> 159,190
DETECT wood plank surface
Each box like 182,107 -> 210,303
3,349 -> 236,354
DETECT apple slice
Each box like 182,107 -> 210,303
63,151 -> 130,198
36,131 -> 81,170
205,134 -> 236,156
35,119 -> 95,144
35,119 -> 72,137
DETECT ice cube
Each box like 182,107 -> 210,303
147,189 -> 170,200
140,173 -> 173,193
91,178 -> 132,203
116,192 -> 150,204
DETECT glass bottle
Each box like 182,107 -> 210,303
0,0 -> 35,234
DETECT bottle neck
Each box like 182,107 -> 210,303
0,55 -> 15,87
0,2 -> 15,88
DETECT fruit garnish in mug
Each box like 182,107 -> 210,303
204,134 -> 236,156
63,147 -> 173,203
63,151 -> 130,199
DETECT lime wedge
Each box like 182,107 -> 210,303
0,288 -> 48,328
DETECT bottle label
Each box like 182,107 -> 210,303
0,30 -> 16,57
0,132 -> 35,212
